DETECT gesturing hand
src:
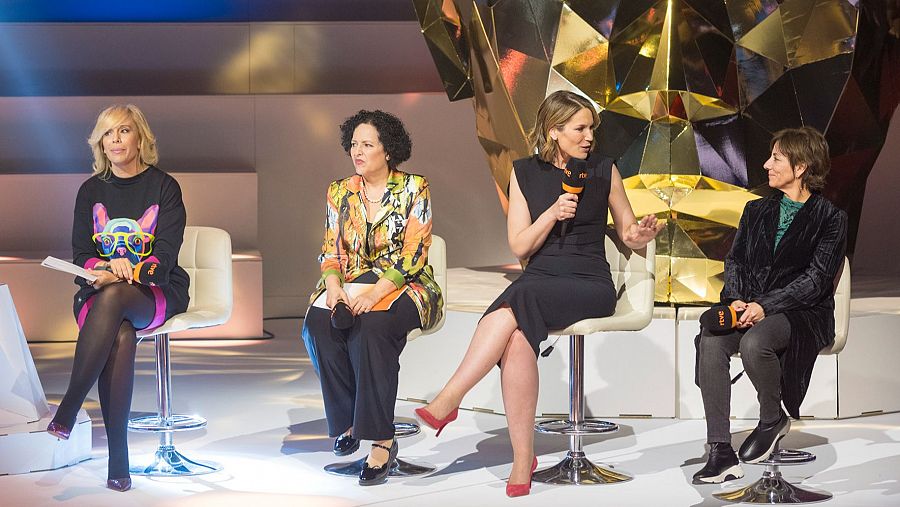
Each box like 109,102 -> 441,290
626,215 -> 664,246
547,193 -> 578,222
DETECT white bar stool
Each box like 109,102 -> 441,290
128,226 -> 233,476
534,234 -> 656,485
715,257 -> 850,504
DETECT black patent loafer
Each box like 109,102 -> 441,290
333,434 -> 360,456
106,477 -> 132,492
359,440 -> 397,486
692,442 -> 744,484
739,411 -> 791,464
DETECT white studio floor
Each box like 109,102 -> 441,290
4,318 -> 900,507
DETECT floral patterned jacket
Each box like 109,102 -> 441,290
310,170 -> 443,330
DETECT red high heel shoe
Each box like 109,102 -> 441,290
505,456 -> 538,498
414,406 -> 458,437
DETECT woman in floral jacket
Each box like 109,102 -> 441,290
302,109 -> 442,486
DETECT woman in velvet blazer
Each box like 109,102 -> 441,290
692,127 -> 847,484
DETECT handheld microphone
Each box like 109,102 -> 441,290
560,158 -> 587,236
331,300 -> 355,330
699,305 -> 745,334
561,157 -> 588,195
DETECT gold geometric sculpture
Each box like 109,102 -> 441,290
414,0 -> 865,303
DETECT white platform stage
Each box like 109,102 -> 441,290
1,283 -> 92,476
399,267 -> 900,421
1,263 -> 899,506
0,318 -> 895,506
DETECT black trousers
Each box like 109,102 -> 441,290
698,313 -> 791,443
307,291 -> 421,441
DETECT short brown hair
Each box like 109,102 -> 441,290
770,126 -> 831,192
529,91 -> 599,164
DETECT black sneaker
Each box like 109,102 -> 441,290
738,411 -> 791,464
333,434 -> 360,456
692,442 -> 744,484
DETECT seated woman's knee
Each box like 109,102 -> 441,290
738,330 -> 771,360
92,283 -> 134,310
699,331 -> 731,357
357,312 -> 406,343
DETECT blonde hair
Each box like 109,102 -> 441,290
87,104 -> 158,179
529,91 -> 600,163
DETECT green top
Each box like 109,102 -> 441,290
775,194 -> 805,249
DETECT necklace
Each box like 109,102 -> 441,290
361,180 -> 384,204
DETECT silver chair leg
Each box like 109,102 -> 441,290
325,421 -> 435,477
533,334 -> 632,485
128,333 -> 221,476
715,449 -> 832,504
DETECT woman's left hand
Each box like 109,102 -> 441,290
738,302 -> 766,327
626,215 -> 664,246
349,289 -> 381,315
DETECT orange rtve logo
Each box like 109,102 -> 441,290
148,263 -> 158,276
717,309 -> 726,326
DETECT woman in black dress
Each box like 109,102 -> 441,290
415,91 -> 661,497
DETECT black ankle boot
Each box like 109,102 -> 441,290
359,440 -> 397,486
692,442 -> 744,484
739,411 -> 790,464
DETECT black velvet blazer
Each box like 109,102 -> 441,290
718,191 -> 847,417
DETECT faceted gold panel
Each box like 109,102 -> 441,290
413,0 -> 893,303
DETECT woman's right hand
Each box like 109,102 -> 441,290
89,269 -> 122,290
325,284 -> 350,310
545,193 -> 579,222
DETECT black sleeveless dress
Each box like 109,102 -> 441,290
483,155 -> 617,358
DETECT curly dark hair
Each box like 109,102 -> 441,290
339,110 -> 412,169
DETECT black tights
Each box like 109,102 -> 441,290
53,282 -> 156,480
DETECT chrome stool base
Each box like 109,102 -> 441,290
534,334 -> 630,486
715,450 -> 831,504
393,421 -> 421,438
130,445 -> 221,476
533,453 -> 632,485
535,419 -> 618,436
128,414 -> 207,432
128,333 -> 220,477
714,467 -> 832,504
324,457 -> 435,477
